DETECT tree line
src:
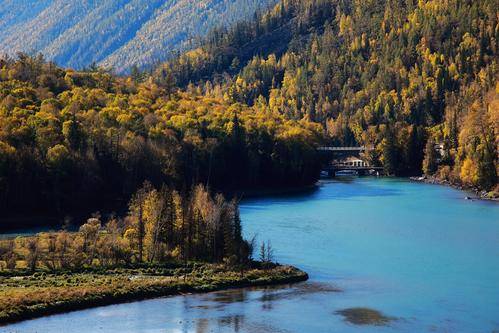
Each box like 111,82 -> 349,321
0,183 -> 258,271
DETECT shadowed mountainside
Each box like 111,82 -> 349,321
0,0 -> 275,72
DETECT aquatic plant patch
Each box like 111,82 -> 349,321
336,307 -> 395,326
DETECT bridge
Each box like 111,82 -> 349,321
317,146 -> 383,177
321,164 -> 383,177
317,146 -> 373,152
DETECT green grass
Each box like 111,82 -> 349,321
0,263 -> 307,325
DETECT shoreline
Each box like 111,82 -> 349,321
0,184 -> 320,233
0,264 -> 308,326
233,183 -> 320,199
409,176 -> 498,202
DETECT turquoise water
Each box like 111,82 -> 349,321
2,178 -> 499,333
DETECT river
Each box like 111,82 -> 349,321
1,178 -> 499,333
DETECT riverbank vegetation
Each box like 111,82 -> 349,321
0,263 -> 307,324
0,184 -> 307,324
0,183 -> 262,270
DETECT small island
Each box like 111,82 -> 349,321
0,183 -> 308,325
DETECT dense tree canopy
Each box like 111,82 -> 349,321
1,0 -> 497,226
0,54 -> 321,223
159,0 -> 498,188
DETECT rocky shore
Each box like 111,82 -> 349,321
409,176 -> 498,201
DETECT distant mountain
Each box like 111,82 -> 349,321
0,0 -> 274,72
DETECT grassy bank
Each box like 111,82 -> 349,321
0,263 -> 307,325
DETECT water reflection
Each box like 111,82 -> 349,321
194,318 -> 209,333
316,179 -> 403,200
242,179 -> 403,210
191,315 -> 290,333
217,314 -> 244,331
174,281 -> 342,332
202,282 -> 340,307
256,282 -> 340,305
153,281 -> 341,333
208,288 -> 248,304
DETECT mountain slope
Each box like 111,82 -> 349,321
102,0 -> 277,72
159,0 -> 497,190
0,1 -> 97,57
0,0 -> 275,72
43,0 -> 164,70
0,0 -> 52,34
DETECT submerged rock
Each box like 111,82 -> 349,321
336,307 -> 394,326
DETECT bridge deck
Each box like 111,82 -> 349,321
323,165 -> 383,171
317,146 -> 373,152
322,165 -> 383,177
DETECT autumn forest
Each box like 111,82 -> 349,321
0,0 -> 497,224
0,0 -> 498,329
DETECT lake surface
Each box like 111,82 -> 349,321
2,178 -> 499,333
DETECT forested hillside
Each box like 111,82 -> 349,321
0,0 -> 497,224
160,0 -> 498,191
0,55 -> 320,222
0,0 -> 275,72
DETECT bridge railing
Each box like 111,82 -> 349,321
317,146 -> 373,151
323,165 -> 384,170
